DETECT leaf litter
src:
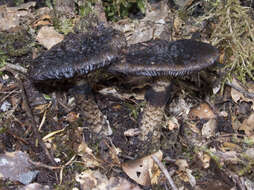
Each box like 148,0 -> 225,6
0,0 -> 254,189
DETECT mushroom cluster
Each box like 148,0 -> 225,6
28,25 -> 219,145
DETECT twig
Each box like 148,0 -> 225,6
17,79 -> 57,166
151,155 -> 178,190
226,81 -> 254,99
0,63 -> 27,73
29,160 -> 61,170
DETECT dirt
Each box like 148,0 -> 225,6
0,0 -> 254,190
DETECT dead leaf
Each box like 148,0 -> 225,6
197,152 -> 211,168
78,140 -> 101,168
201,118 -> 217,138
0,151 -> 39,184
166,116 -> 180,131
231,78 -> 254,110
214,151 -> 240,164
0,2 -> 36,31
76,170 -> 143,190
243,148 -> 254,160
65,112 -> 79,122
19,183 -> 50,190
186,169 -> 196,187
32,14 -> 52,27
239,113 -> 254,136
36,26 -> 64,49
173,16 -> 185,33
122,150 -> 163,186
175,159 -> 197,186
124,128 -> 140,137
221,142 -> 242,152
175,159 -> 188,172
189,103 -> 216,120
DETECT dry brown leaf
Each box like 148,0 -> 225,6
201,118 -> 217,138
186,169 -> 196,187
187,121 -> 201,134
122,150 -> 163,186
76,170 -> 143,190
124,128 -> 140,137
32,14 -> 52,27
0,2 -> 36,31
175,159 -> 188,172
244,148 -> 254,160
189,103 -> 216,120
214,151 -> 240,164
221,142 -> 242,152
231,78 -> 254,110
197,152 -> 211,168
0,151 -> 39,184
65,112 -> 79,122
166,116 -> 180,131
175,159 -> 196,186
36,26 -> 64,49
173,16 -> 185,34
78,140 -> 101,168
239,113 -> 254,136
19,183 -> 50,190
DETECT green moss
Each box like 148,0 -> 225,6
0,28 -> 35,57
53,16 -> 75,35
199,0 -> 254,84
103,0 -> 146,21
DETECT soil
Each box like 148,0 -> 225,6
0,0 -> 253,189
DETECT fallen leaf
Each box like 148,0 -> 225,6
78,140 -> 101,168
201,118 -> 217,138
36,26 -> 64,49
186,169 -> 196,187
32,14 -> 52,27
166,116 -> 180,131
243,148 -> 254,160
65,112 -> 79,122
0,2 -> 36,31
122,150 -> 163,186
189,103 -> 216,120
0,151 -> 39,184
175,159 -> 188,172
197,152 -> 210,168
124,128 -> 140,137
221,142 -> 242,152
76,170 -> 143,190
239,113 -> 254,136
231,78 -> 254,110
19,183 -> 50,190
214,150 -> 240,164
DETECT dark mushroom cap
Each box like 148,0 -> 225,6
29,27 -> 126,82
109,39 -> 219,76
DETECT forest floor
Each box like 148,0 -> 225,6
0,0 -> 254,189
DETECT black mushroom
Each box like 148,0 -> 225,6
107,39 -> 219,148
108,39 -> 219,76
28,27 -> 219,150
29,27 -> 126,82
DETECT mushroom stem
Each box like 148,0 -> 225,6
73,82 -> 112,137
138,80 -> 172,149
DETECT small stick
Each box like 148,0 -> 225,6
0,63 -> 27,73
151,155 -> 178,190
226,81 -> 254,99
17,79 -> 57,166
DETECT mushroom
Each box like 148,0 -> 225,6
29,26 -> 126,82
28,27 -> 219,150
108,39 -> 218,77
108,39 -> 219,148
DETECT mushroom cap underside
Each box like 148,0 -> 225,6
29,27 -> 126,81
108,39 -> 219,76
